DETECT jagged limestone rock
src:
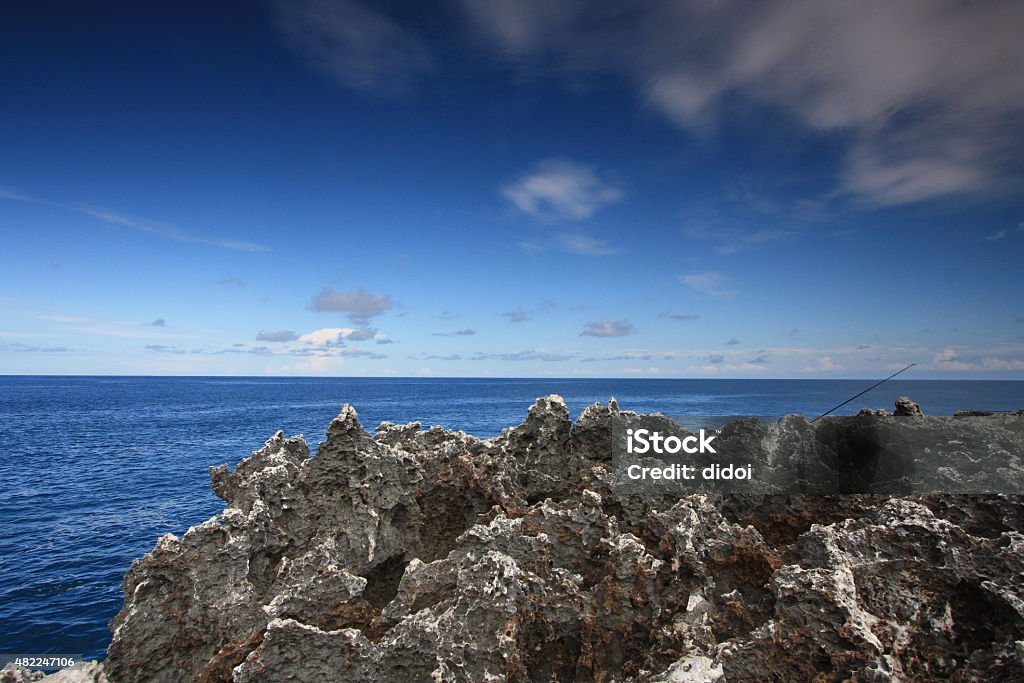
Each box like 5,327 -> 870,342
0,663 -> 107,683
894,396 -> 924,416
96,397 -> 1024,682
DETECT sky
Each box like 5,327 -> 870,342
1,0 -> 1023,378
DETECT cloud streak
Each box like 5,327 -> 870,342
679,272 -> 737,297
659,312 -> 699,321
580,319 -> 635,338
75,206 -> 268,252
432,328 -> 477,337
270,0 -> 432,95
556,233 -> 622,256
256,330 -> 300,342
0,188 -> 269,252
461,0 -> 1024,206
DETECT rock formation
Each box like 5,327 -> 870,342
0,662 -> 107,683
28,396 -> 1024,681
893,396 -> 924,416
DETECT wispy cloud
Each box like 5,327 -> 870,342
432,328 -> 477,337
256,330 -> 299,342
503,307 -> 531,323
581,352 -> 652,363
8,343 -> 73,353
470,349 -> 576,362
145,344 -> 185,355
0,186 -> 41,203
556,233 -> 622,256
804,356 -> 843,372
0,187 -> 269,252
679,272 -> 737,297
39,313 -> 188,340
984,226 -> 1022,242
658,312 -> 699,321
75,206 -> 268,252
580,319 -> 635,337
308,287 -> 393,324
269,0 -> 432,95
503,159 -> 623,221
289,346 -> 386,359
684,225 -> 793,255
502,302 -> 557,322
932,347 -> 1024,371
461,1 -> 1024,206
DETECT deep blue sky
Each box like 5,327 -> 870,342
2,0 -> 1023,378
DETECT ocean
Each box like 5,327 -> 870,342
1,375 -> 1021,661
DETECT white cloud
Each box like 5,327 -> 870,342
980,357 -> 1024,371
299,328 -> 347,346
679,272 -> 737,297
298,326 -> 387,346
461,0 -> 1024,206
503,159 -> 623,221
933,347 -> 1024,371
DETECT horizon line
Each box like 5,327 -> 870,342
0,373 -> 1021,382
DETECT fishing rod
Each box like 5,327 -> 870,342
810,363 -> 916,423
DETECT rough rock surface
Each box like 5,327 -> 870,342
894,396 -> 924,416
94,396 -> 1024,682
0,663 -> 107,683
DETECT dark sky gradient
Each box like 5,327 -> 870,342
2,1 -> 1023,377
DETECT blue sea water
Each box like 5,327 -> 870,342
0,375 -> 1021,662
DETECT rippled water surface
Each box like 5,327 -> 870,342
1,376 -> 1021,660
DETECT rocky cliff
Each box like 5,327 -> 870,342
34,397 -> 1024,681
